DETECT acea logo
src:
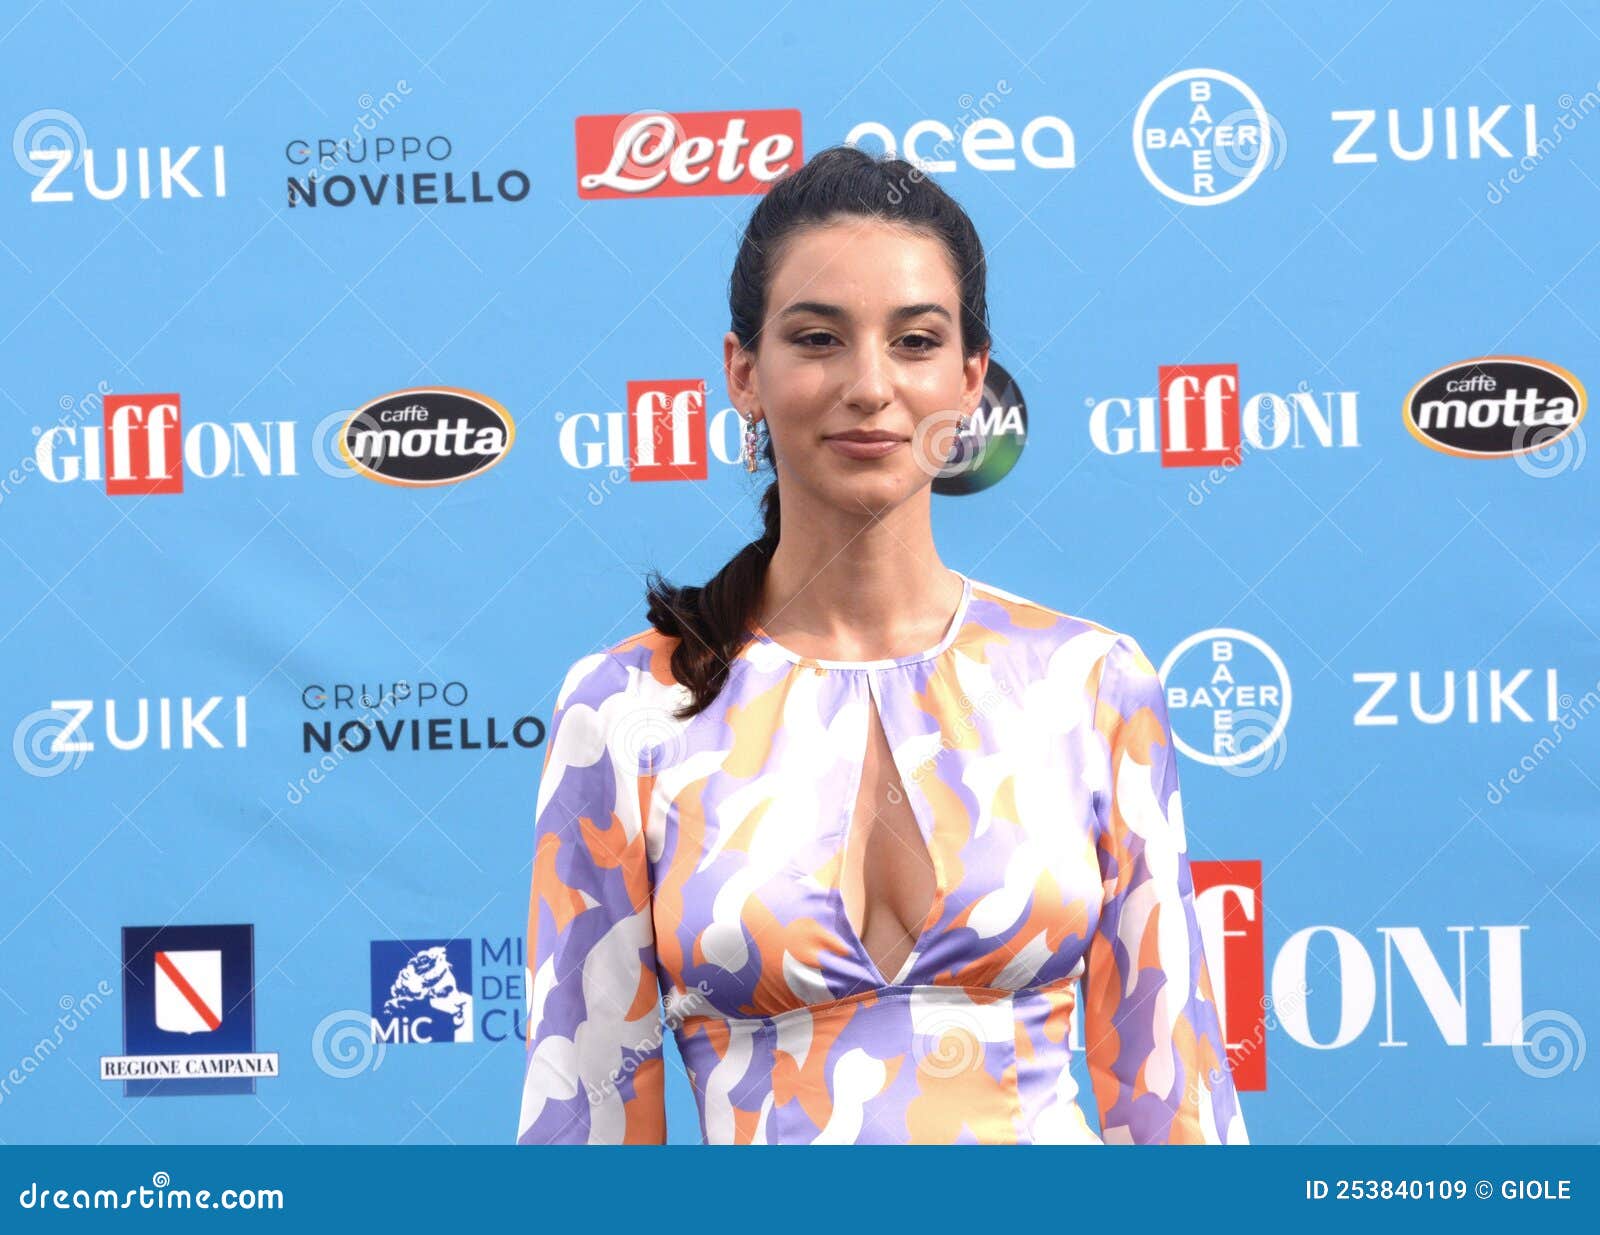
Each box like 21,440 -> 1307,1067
1159,629 -> 1292,773
370,940 -> 474,1045
1132,69 -> 1275,206
339,388 -> 514,487
100,924 -> 278,1096
845,104 -> 1077,176
1403,356 -> 1585,462
933,357 -> 1027,496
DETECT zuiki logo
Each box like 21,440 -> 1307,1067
44,695 -> 248,753
285,135 -> 529,207
1133,69 -> 1273,205
28,143 -> 227,203
1160,630 -> 1291,772
1332,104 -> 1539,164
339,388 -> 514,487
576,108 -> 802,199
1087,366 -> 1360,466
370,940 -> 475,1045
1353,668 -> 1564,726
36,395 -> 298,493
100,924 -> 277,1096
1403,356 -> 1585,459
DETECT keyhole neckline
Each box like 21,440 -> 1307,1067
748,571 -> 973,671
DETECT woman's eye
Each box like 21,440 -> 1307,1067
796,331 -> 835,347
900,334 -> 939,351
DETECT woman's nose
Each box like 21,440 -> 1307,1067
844,341 -> 894,410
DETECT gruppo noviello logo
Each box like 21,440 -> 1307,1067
100,924 -> 277,1097
370,940 -> 475,1045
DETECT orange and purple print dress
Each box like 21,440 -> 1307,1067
515,574 -> 1249,1145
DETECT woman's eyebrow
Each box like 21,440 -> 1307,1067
777,300 -> 953,323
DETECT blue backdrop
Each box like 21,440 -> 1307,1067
1,0 -> 1597,1145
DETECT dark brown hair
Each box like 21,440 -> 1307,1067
643,143 -> 991,719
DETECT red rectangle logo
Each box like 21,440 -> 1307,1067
1192,858 -> 1265,1091
103,394 -> 183,495
576,109 -> 803,199
1158,363 -> 1240,468
626,380 -> 706,481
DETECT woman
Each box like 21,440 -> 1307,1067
516,144 -> 1248,1146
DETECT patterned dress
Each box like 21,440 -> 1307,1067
516,573 -> 1249,1145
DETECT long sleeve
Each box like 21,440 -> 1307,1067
515,650 -> 667,1144
1082,633 -> 1248,1145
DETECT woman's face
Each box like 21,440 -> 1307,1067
726,216 -> 987,516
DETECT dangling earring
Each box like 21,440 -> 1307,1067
742,409 -> 762,472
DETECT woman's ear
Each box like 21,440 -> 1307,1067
724,331 -> 759,417
963,345 -> 990,416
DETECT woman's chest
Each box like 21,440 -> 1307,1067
641,663 -> 1108,1018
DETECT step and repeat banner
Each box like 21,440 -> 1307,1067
1,0 -> 1597,1145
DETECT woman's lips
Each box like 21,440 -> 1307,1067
824,436 -> 906,460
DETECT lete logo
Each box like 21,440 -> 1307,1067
340,387 -> 515,487
576,108 -> 803,199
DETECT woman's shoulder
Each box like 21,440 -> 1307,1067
963,576 -> 1166,710
964,575 -> 1136,653
549,626 -> 672,705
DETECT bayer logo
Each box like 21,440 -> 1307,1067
1132,69 -> 1277,206
1159,629 -> 1292,773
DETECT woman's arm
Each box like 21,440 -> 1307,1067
1082,633 -> 1249,1145
516,650 -> 666,1144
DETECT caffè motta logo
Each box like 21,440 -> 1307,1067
1403,357 -> 1585,460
